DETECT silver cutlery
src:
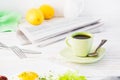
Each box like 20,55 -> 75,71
0,42 -> 41,54
0,42 -> 27,59
10,46 -> 27,59
101,76 -> 120,80
87,39 -> 107,57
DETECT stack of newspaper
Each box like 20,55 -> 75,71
17,16 -> 104,47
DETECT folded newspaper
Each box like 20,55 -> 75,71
17,17 -> 104,47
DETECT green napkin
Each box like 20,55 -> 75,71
0,11 -> 21,32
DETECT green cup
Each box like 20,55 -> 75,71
65,32 -> 93,57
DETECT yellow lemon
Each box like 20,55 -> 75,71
39,4 -> 55,20
18,71 -> 39,80
26,8 -> 44,25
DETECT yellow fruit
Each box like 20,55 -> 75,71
39,4 -> 54,20
26,8 -> 44,25
18,71 -> 39,80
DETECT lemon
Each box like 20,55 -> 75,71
18,71 -> 39,80
26,8 -> 44,25
39,4 -> 55,20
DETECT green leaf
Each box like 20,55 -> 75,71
58,71 -> 87,80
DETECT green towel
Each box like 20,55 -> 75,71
0,11 -> 21,32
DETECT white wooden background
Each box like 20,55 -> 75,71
0,0 -> 119,18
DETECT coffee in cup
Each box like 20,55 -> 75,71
73,35 -> 91,39
65,32 -> 93,57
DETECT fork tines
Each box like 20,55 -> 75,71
11,46 -> 27,59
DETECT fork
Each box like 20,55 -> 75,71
0,42 -> 41,54
10,46 -> 27,59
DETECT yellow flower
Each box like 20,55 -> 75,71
18,71 -> 39,80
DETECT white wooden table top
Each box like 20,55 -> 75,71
0,19 -> 120,79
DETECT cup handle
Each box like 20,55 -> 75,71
65,37 -> 72,48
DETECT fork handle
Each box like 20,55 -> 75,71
22,49 -> 42,54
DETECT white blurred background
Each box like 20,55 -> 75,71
82,0 -> 120,28
0,0 -> 120,27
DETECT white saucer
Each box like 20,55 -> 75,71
60,47 -> 105,64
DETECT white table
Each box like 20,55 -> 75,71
0,19 -> 120,80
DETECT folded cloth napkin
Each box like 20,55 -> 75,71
17,17 -> 104,47
0,11 -> 21,32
